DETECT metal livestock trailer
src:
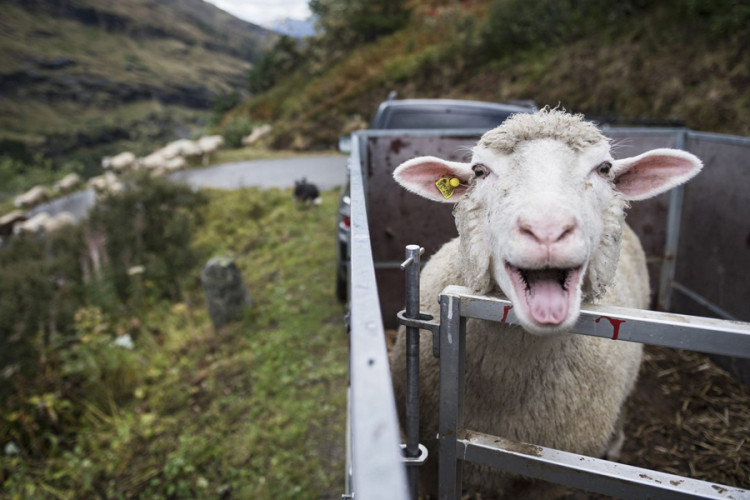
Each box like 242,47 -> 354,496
344,127 -> 750,499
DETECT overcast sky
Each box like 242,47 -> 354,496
203,0 -> 312,28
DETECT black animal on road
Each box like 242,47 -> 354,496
294,178 -> 321,208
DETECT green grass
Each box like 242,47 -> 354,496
1,186 -> 348,499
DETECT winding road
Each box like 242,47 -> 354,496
29,155 -> 349,221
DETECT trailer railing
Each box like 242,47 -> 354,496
344,132 -> 410,499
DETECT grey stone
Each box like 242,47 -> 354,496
201,257 -> 251,329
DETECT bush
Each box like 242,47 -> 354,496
87,174 -> 208,306
219,116 -> 257,148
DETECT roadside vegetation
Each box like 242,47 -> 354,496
227,0 -> 749,150
0,175 -> 346,498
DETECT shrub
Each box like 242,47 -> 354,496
87,174 -> 208,306
219,116 -> 257,148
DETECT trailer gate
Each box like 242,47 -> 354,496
344,128 -> 750,499
430,286 -> 750,499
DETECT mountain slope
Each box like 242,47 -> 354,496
233,0 -> 749,150
0,0 -> 276,166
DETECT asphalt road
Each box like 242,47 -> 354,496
29,155 -> 349,221
171,155 -> 348,191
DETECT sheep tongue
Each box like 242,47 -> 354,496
527,276 -> 569,324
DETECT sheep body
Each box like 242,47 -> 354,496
14,185 -> 51,208
391,225 -> 646,496
390,109 -> 701,498
54,173 -> 82,193
104,151 -> 136,173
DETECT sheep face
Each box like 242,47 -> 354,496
393,110 -> 702,335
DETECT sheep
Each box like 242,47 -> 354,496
14,212 -> 51,234
390,108 -> 703,498
164,139 -> 202,160
14,185 -> 51,208
88,171 -> 123,199
242,124 -> 271,146
53,173 -> 82,193
139,150 -> 168,171
103,151 -> 136,173
198,134 -> 224,165
163,156 -> 187,173
43,212 -> 75,233
14,211 -> 74,235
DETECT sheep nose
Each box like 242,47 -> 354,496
517,216 -> 578,246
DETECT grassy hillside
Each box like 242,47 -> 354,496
232,0 -> 749,150
0,0 -> 275,168
0,179 -> 346,498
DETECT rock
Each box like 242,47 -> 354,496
201,257 -> 251,329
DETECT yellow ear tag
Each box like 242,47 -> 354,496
436,177 -> 460,199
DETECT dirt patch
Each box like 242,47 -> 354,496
620,346 -> 750,488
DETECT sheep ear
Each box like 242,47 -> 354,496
393,156 -> 474,203
612,148 -> 703,201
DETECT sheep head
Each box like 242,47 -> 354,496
393,109 -> 702,335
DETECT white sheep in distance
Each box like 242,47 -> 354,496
88,171 -> 123,199
198,135 -> 224,165
390,108 -> 703,498
14,185 -> 51,208
103,151 -> 136,173
53,173 -> 82,193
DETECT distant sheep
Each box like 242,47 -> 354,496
53,173 -> 82,193
242,124 -> 271,146
164,139 -> 202,160
14,185 -> 51,208
390,108 -> 702,497
14,211 -> 74,235
14,212 -> 51,234
88,171 -> 123,199
163,156 -> 187,173
139,150 -> 168,171
198,135 -> 224,165
42,212 -> 75,233
103,151 -> 136,173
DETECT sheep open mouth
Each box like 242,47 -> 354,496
505,264 -> 583,325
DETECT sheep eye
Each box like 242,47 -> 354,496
597,161 -> 612,177
472,164 -> 489,178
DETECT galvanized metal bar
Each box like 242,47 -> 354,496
657,129 -> 687,311
348,132 -> 410,500
402,244 -> 424,499
457,430 -> 749,500
687,129 -> 750,147
671,281 -> 741,322
438,292 -> 466,500
446,286 -> 750,359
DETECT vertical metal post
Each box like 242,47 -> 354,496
401,244 -> 424,499
657,130 -> 687,311
438,292 -> 465,500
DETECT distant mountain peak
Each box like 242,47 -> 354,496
269,17 -> 315,39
